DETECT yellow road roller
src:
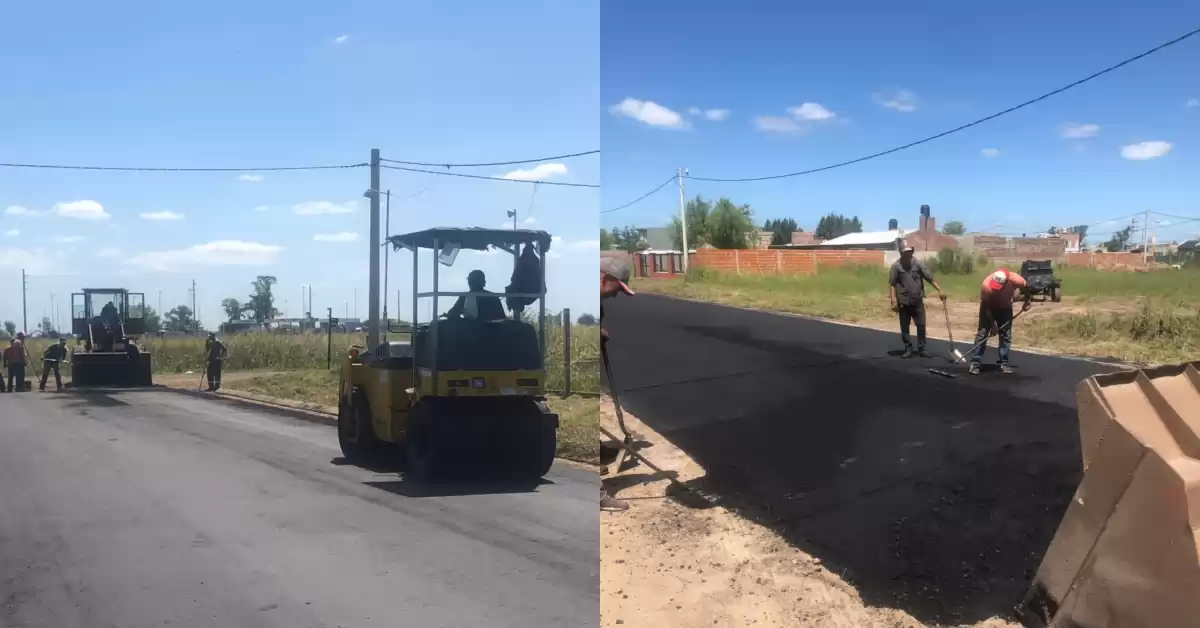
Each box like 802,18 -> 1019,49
336,227 -> 559,482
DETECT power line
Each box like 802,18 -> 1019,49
0,161 -> 367,172
380,149 -> 598,168
380,164 -> 598,188
601,175 -> 677,214
688,26 -> 1200,183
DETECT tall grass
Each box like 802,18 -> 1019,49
24,326 -> 601,394
1026,304 -> 1200,363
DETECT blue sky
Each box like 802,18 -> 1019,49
0,0 -> 599,332
601,1 -> 1200,246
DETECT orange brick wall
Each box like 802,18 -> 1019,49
692,248 -> 885,275
1063,252 -> 1150,270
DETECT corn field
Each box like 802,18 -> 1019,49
24,325 -> 601,396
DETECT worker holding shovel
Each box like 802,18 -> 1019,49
600,256 -> 635,512
889,245 -> 946,359
969,269 -> 1032,375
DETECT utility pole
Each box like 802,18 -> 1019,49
157,289 -> 162,318
677,168 -> 689,273
507,209 -> 519,267
366,148 -> 382,350
1141,208 -> 1151,263
383,189 -> 391,339
21,269 -> 27,334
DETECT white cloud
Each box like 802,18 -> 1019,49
4,229 -> 17,237
53,200 -> 110,220
689,107 -> 731,121
1120,141 -> 1172,161
787,102 -> 837,121
501,163 -> 568,181
125,240 -> 283,271
755,116 -> 804,135
568,239 -> 600,250
52,235 -> 85,244
293,200 -> 358,215
333,34 -> 349,44
609,98 -> 688,129
254,205 -> 269,212
522,216 -> 537,225
1187,98 -> 1199,108
140,210 -> 185,221
313,232 -> 359,242
980,148 -> 1000,158
0,247 -> 67,274
96,247 -> 123,259
1062,123 -> 1100,139
238,174 -> 264,182
874,90 -> 919,112
4,205 -> 38,216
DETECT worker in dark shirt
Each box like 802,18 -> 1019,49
204,333 -> 228,392
39,337 -> 69,392
600,255 -> 636,512
4,338 -> 27,392
888,245 -> 946,359
444,270 -> 507,321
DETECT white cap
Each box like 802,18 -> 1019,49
990,270 -> 1008,285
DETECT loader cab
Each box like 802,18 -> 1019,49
71,289 -> 148,339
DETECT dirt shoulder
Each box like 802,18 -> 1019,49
600,396 -> 1019,628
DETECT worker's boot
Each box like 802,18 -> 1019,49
901,347 -> 915,359
917,347 -> 933,358
998,363 -> 1014,374
601,490 -> 629,512
968,363 -> 981,376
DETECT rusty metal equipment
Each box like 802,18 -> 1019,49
1016,361 -> 1200,627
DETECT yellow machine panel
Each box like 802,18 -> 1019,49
416,368 -> 543,398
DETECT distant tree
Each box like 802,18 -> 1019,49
221,297 -> 243,322
763,218 -> 800,246
814,213 -> 863,240
600,229 -> 614,251
707,198 -> 757,249
1046,226 -> 1060,235
1104,226 -> 1135,252
244,276 -> 280,323
941,220 -> 966,236
576,313 -> 597,326
671,196 -> 712,250
1070,224 -> 1090,246
610,226 -> 647,253
164,305 -> 195,333
142,307 -> 161,333
3,321 -> 16,338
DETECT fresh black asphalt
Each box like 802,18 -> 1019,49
601,294 -> 1124,626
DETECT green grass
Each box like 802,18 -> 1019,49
24,325 -> 601,395
219,369 -> 599,463
635,265 -> 1200,365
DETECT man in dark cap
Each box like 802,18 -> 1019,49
204,332 -> 228,391
888,244 -> 945,359
600,255 -> 636,512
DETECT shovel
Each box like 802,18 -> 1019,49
929,308 -> 1026,379
942,299 -> 964,362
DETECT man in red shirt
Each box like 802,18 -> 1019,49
970,269 -> 1031,375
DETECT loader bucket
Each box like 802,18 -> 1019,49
71,351 -> 154,388
1016,361 -> 1200,628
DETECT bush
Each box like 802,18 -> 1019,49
928,247 -> 990,275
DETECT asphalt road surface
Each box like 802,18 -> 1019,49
0,389 -> 598,628
601,294 -> 1125,627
